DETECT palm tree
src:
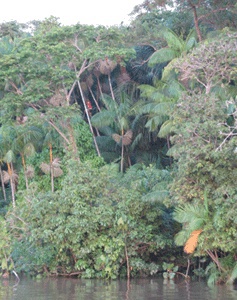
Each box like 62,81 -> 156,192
173,195 -> 227,274
0,135 -> 7,202
12,125 -> 43,190
91,92 -> 143,172
173,198 -> 209,254
148,27 -> 197,81
0,125 -> 18,207
2,150 -> 18,208
41,124 -> 62,193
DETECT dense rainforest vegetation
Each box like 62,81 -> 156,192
0,0 -> 237,285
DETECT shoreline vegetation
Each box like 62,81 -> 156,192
0,0 -> 237,285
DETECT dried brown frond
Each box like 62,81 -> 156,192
112,133 -> 121,144
40,162 -> 50,174
112,130 -> 133,146
122,130 -> 133,146
49,89 -> 66,107
2,170 -> 18,184
86,74 -> 94,88
184,229 -> 203,254
98,59 -> 117,75
40,159 -> 63,177
52,158 -> 61,168
25,165 -> 35,179
53,167 -> 63,177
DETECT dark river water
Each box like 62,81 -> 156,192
1,276 -> 237,300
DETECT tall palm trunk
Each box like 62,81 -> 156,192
7,162 -> 15,208
20,153 -> 29,190
49,143 -> 54,193
108,73 -> 115,101
120,129 -> 124,173
0,165 -> 7,201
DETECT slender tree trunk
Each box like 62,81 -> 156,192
206,250 -> 226,273
88,85 -> 101,112
96,76 -> 103,100
124,238 -> 130,280
7,163 -> 15,208
21,153 -> 29,190
68,124 -> 80,161
0,165 -> 7,201
77,80 -> 101,157
121,143 -> 124,173
108,73 -> 115,101
187,0 -> 202,42
49,143 -> 54,193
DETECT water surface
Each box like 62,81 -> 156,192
1,276 -> 237,300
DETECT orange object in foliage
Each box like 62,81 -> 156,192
86,100 -> 92,110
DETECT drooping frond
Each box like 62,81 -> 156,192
122,130 -> 133,146
148,48 -> 177,66
3,170 -> 18,184
25,165 -> 35,179
112,130 -> 133,146
142,190 -> 169,203
184,229 -> 203,254
112,133 -> 121,144
91,109 -> 115,128
145,115 -> 168,131
40,158 -> 63,178
163,28 -> 184,53
158,119 -> 174,138
130,132 -> 143,151
3,150 -> 15,164
40,162 -> 50,174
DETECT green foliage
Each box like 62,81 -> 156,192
6,161 -> 176,278
162,262 -> 178,279
0,217 -> 13,273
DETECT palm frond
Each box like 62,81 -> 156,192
148,48 -> 177,66
139,84 -> 161,98
122,130 -> 133,146
98,59 -> 117,75
100,94 -> 118,111
40,161 -> 63,177
52,167 -> 63,177
40,162 -> 50,174
91,110 -> 115,128
163,28 -> 184,52
146,116 -> 167,131
112,133 -> 121,144
95,136 -> 117,152
142,190 -> 169,203
23,143 -> 36,156
97,126 -> 114,136
184,29 -> 197,52
185,36 -> 197,52
2,170 -> 18,184
3,150 -> 15,164
158,119 -> 174,138
25,165 -> 35,179
112,130 -> 133,146
140,103 -> 157,114
130,132 -> 143,151
52,157 -> 61,168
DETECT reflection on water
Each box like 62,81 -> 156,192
1,276 -> 237,300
